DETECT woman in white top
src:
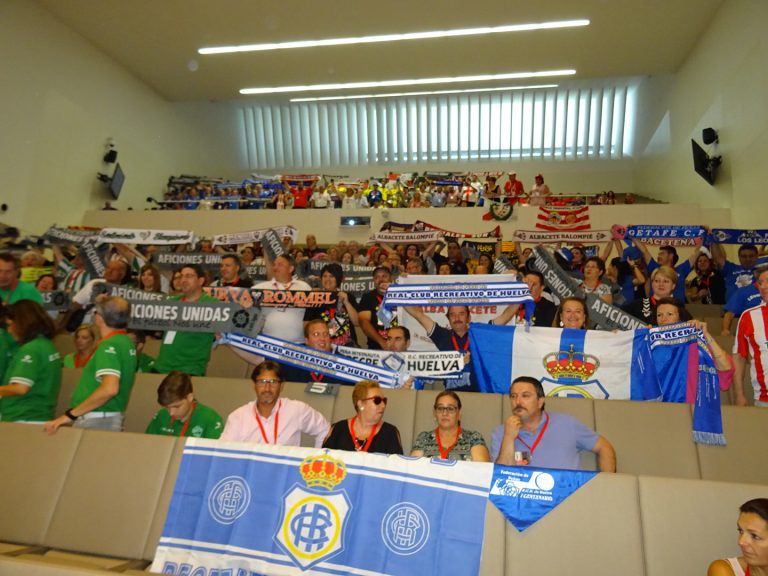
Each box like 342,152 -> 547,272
708,498 -> 768,576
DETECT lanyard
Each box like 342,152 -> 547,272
348,416 -> 380,452
254,399 -> 281,444
176,402 -> 197,437
310,372 -> 325,382
436,425 -> 462,459
516,412 -> 550,456
451,333 -> 469,352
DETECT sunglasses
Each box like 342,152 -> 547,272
363,395 -> 388,406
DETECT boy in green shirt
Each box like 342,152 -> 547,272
145,370 -> 222,439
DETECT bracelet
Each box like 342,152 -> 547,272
64,409 -> 78,421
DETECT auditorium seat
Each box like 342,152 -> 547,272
593,400 -> 700,478
143,439 -> 185,563
52,334 -> 76,358
282,381 -> 337,447
696,405 -> 768,484
122,372 -> 166,433
205,345 -> 251,378
0,424 -> 82,549
638,475 -> 761,576
506,473 -> 645,576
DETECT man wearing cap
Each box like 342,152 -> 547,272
221,360 -> 330,446
504,172 -> 525,204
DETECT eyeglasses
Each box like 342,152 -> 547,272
434,405 -> 459,414
363,395 -> 387,406
254,378 -> 281,386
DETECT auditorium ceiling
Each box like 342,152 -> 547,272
37,0 -> 724,102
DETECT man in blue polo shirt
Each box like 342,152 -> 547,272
491,376 -> 616,472
712,242 -> 759,303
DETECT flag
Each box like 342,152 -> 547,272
152,441 -> 492,576
489,465 -> 597,532
535,206 -> 591,231
468,324 -> 661,400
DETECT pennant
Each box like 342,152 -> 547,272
535,206 -> 592,231
469,323 -> 661,401
151,441 -> 492,576
97,228 -> 195,245
368,230 -> 444,245
222,332 -> 400,387
489,465 -> 597,531
626,225 -> 705,247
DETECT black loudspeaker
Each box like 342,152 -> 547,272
702,128 -> 718,145
103,149 -> 118,163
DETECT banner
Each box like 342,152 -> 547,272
155,251 -> 224,272
710,228 -> 768,245
489,465 -> 597,532
256,289 -> 338,309
40,290 -> 70,311
511,229 -> 612,244
43,226 -> 98,245
418,221 -> 502,239
336,346 -> 465,377
127,300 -> 261,334
535,206 -> 592,232
212,225 -> 298,247
261,229 -> 287,261
78,240 -> 107,278
97,228 -> 195,246
222,332 -> 400,387
204,286 -> 258,308
151,441 -> 492,576
91,283 -> 167,302
626,225 -> 705,247
648,322 -> 725,445
392,274 -> 520,351
367,230 -> 443,245
528,246 -> 645,331
469,324 -> 661,401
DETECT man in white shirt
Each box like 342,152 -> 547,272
221,361 -> 330,446
254,254 -> 311,343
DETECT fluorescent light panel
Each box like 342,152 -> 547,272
199,19 -> 589,55
290,84 -> 559,102
241,70 -> 575,95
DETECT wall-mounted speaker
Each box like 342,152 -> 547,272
702,128 -> 718,145
103,149 -> 118,163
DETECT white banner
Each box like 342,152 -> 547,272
212,225 -> 298,246
511,229 -> 612,243
97,228 -> 196,245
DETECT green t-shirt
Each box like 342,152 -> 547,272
70,332 -> 136,413
0,281 -> 44,305
153,294 -> 217,376
1,336 -> 62,422
145,402 -> 223,439
137,352 -> 155,373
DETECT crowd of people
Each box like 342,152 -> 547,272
154,172 -> 634,211
0,220 -> 766,472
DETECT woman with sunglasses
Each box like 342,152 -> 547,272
322,380 -> 403,454
410,391 -> 490,461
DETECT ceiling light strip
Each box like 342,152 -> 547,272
200,19 -> 589,55
240,70 -> 575,95
289,84 -> 559,102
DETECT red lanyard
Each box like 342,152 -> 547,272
516,412 -> 550,456
451,334 -> 469,352
254,400 -> 281,444
177,402 -> 197,437
436,425 -> 462,459
310,372 -> 325,382
348,416 -> 380,452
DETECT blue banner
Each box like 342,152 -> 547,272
710,228 -> 768,245
626,225 -> 705,247
152,441 -> 493,576
489,465 -> 597,532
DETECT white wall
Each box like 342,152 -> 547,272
633,0 -> 768,225
0,0 -> 242,233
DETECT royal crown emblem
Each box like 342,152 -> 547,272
543,344 -> 599,381
299,452 -> 347,491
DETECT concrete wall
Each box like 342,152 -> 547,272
633,0 -> 768,224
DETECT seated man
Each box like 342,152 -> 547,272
280,319 -> 348,385
491,376 -> 616,472
221,361 -> 330,446
145,371 -> 223,439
